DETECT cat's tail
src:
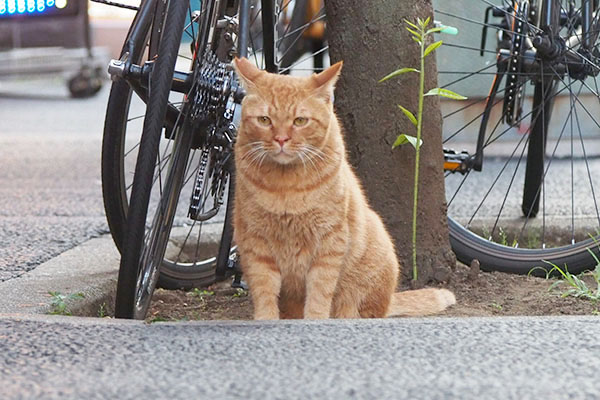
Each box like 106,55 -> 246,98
386,288 -> 456,317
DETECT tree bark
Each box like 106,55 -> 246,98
325,0 -> 456,285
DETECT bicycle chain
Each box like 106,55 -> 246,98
188,148 -> 211,220
190,51 -> 232,125
187,50 -> 238,221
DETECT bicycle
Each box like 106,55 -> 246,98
100,0 -> 600,319
99,0 -> 327,318
438,0 -> 600,274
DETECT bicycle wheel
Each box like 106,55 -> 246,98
103,0 -> 240,293
102,0 -> 329,294
114,0 -> 193,318
435,0 -> 600,274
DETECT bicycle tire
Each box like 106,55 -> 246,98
102,0 -> 165,254
449,218 -> 600,275
102,79 -> 131,253
115,0 -> 189,319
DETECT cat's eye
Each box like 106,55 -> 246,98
293,117 -> 308,127
257,116 -> 271,126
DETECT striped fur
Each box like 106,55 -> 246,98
232,58 -> 455,320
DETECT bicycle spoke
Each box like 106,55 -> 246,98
489,133 -> 530,241
279,46 -> 329,74
276,12 -> 326,61
435,8 -> 534,38
573,94 -> 600,228
277,13 -> 326,47
440,61 -> 500,90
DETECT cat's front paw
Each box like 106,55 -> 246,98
254,310 -> 280,320
303,310 -> 330,320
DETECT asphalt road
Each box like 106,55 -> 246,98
1,314 -> 599,399
0,77 -> 110,281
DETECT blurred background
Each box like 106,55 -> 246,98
0,0 -> 137,280
0,0 -> 138,97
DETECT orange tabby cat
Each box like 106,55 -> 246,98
232,57 -> 455,320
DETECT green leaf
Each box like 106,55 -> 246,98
425,26 -> 445,35
424,87 -> 468,100
411,36 -> 421,44
424,16 -> 431,27
398,105 -> 417,126
404,19 -> 419,30
424,40 -> 443,57
406,27 -> 421,39
392,134 -> 423,150
378,68 -> 419,83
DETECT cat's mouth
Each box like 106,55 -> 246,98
270,147 -> 297,164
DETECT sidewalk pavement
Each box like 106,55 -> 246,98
2,313 -> 600,399
0,235 -> 119,316
2,230 -> 600,400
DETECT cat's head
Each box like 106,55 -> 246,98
233,57 -> 343,166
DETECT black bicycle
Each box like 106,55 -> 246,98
100,0 -> 327,318
438,0 -> 600,274
101,0 -> 600,319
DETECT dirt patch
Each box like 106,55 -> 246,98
145,262 -> 600,321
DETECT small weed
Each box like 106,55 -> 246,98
527,229 -> 541,249
188,288 -> 214,297
489,302 -> 503,311
482,227 -> 518,247
48,291 -> 84,316
233,288 -> 248,297
98,302 -> 107,318
534,248 -> 600,302
148,316 -> 170,323
379,17 -> 465,281
498,228 -> 509,247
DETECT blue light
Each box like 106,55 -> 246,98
17,0 -> 25,13
46,0 -> 54,5
36,0 -> 43,12
8,0 -> 15,14
26,0 -> 34,12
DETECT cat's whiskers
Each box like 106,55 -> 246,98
303,145 -> 333,173
241,143 -> 268,171
257,150 -> 269,169
303,143 -> 332,163
297,150 -> 308,173
300,145 -> 324,179
241,142 -> 264,159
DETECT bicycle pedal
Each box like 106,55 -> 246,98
443,149 -> 471,174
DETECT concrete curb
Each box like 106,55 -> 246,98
0,235 -> 119,317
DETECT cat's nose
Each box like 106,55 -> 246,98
274,136 -> 290,147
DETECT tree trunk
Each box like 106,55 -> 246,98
325,0 -> 456,285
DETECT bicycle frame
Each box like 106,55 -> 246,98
470,0 -> 600,172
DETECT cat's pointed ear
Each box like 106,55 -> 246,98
310,61 -> 343,101
233,57 -> 263,91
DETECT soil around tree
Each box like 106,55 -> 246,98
142,262 -> 600,322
